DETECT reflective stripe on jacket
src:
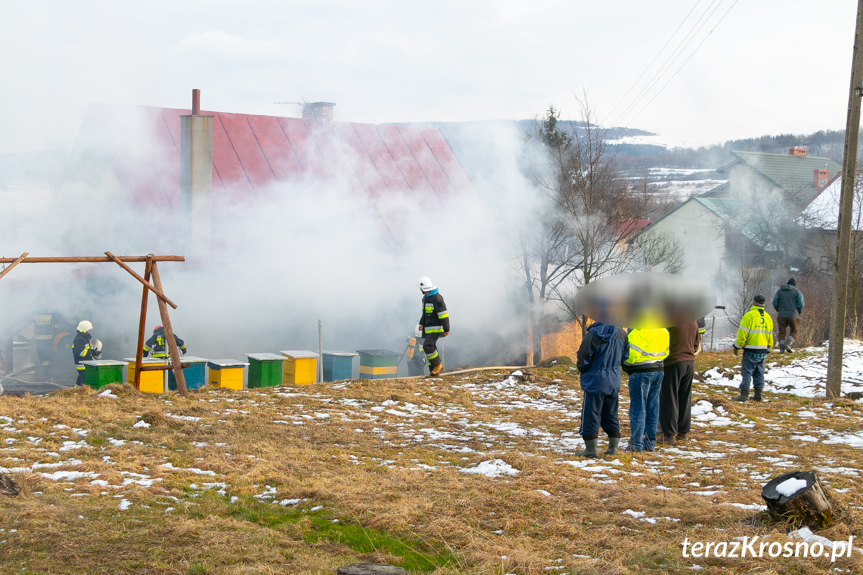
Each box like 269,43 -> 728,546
419,290 -> 450,335
623,327 -> 670,373
735,305 -> 774,351
72,330 -> 93,367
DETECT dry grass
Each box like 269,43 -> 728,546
0,357 -> 861,575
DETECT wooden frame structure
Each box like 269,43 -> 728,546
0,253 -> 190,396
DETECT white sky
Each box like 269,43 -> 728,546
0,0 -> 859,154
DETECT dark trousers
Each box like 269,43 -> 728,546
579,391 -> 620,440
777,317 -> 799,342
422,334 -> 442,371
75,367 -> 85,386
659,360 -> 693,437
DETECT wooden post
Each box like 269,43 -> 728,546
133,257 -> 154,391
827,0 -> 863,399
0,253 -> 28,282
149,262 -> 187,396
105,251 -> 178,309
761,470 -> 834,529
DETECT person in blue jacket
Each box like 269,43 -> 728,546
576,320 -> 629,457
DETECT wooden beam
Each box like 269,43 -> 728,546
0,256 -> 184,264
140,363 -> 190,371
133,258 -> 154,391
150,262 -> 187,396
0,253 -> 29,282
105,252 -> 178,310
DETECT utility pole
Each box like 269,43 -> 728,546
826,0 -> 863,399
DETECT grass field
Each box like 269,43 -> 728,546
0,350 -> 861,574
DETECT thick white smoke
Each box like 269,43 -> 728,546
1,107 -> 552,377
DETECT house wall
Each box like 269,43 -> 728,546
640,200 -> 727,285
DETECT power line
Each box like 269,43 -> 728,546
623,0 -> 740,129
606,0 -> 738,131
604,0 -> 707,124
610,0 -> 725,129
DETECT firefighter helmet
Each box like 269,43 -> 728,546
153,325 -> 163,332
91,339 -> 102,353
77,320 -> 93,333
418,276 -> 435,292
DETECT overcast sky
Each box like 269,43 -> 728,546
1,0 -> 859,154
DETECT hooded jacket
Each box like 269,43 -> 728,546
576,322 -> 628,394
772,284 -> 804,318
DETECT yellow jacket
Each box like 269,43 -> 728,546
735,305 -> 774,351
623,327 -> 670,373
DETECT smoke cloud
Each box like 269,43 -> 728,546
1,108 -> 549,378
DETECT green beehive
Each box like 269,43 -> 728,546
357,349 -> 400,379
246,353 -> 284,388
81,360 -> 126,390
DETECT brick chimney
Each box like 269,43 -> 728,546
788,147 -> 808,156
302,102 -> 335,130
814,168 -> 830,191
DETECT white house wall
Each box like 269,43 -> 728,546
642,199 -> 727,286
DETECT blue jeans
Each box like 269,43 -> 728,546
628,371 -> 663,451
740,352 -> 765,392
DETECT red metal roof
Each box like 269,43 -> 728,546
75,104 -> 476,247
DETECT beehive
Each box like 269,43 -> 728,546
322,351 -> 357,381
207,359 -> 247,391
246,353 -> 284,388
280,350 -> 318,384
357,349 -> 400,379
167,356 -> 208,391
124,357 -> 166,393
81,360 -> 126,390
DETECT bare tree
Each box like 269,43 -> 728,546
518,97 -> 680,355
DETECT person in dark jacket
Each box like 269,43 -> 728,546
72,320 -> 101,386
658,320 -> 701,445
416,277 -> 449,376
576,321 -> 629,457
772,278 -> 804,353
143,325 -> 187,358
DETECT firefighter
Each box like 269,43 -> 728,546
71,320 -> 101,386
143,325 -> 187,359
732,295 -> 774,402
416,277 -> 449,376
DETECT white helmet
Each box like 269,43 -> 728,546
418,276 -> 435,292
90,338 -> 102,352
77,320 -> 93,332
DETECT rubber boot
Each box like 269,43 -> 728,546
733,389 -> 749,402
605,437 -> 620,456
785,336 -> 794,353
753,389 -> 762,402
578,438 -> 598,458
778,339 -> 786,353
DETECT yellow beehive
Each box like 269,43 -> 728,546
124,358 -> 165,394
207,360 -> 247,391
280,350 -> 318,384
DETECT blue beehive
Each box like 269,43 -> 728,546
167,356 -> 208,391
322,351 -> 357,382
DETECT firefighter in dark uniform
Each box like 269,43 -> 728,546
72,320 -> 100,386
416,277 -> 450,376
143,325 -> 187,358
